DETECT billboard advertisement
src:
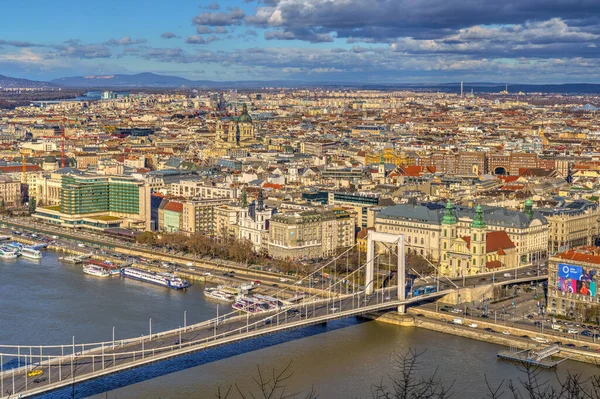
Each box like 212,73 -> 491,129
557,263 -> 597,297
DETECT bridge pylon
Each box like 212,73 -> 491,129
366,231 -> 406,312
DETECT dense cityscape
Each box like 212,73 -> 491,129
2,0 -> 600,398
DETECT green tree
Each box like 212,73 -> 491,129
28,197 -> 36,215
136,231 -> 155,245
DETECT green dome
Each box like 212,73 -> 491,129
471,204 -> 486,229
442,200 -> 457,225
524,198 -> 534,219
237,104 -> 252,124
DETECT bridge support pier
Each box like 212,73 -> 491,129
366,231 -> 406,313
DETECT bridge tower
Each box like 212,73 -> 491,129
366,230 -> 406,312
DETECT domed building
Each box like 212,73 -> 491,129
214,104 -> 259,148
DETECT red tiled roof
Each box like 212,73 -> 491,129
164,201 -> 183,213
263,183 -> 283,190
555,247 -> 600,265
462,231 -> 516,254
357,227 -> 375,239
486,260 -> 502,269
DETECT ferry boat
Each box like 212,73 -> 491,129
86,259 -> 121,275
204,287 -> 236,302
83,264 -> 110,278
19,247 -> 43,260
0,246 -> 18,259
121,267 -> 190,289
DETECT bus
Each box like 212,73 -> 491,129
412,285 -> 437,297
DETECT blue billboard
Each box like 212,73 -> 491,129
557,263 -> 598,297
558,264 -> 583,279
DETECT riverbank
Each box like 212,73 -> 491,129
365,308 -> 600,365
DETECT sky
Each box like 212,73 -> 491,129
1,0 -> 600,83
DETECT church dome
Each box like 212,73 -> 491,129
237,104 -> 252,124
44,156 -> 57,163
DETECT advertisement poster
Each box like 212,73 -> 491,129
557,263 -> 597,297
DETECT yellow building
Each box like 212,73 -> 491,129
214,104 -> 259,149
365,148 -> 415,166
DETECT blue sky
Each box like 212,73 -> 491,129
1,0 -> 600,82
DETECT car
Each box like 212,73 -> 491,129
263,317 -> 272,325
520,335 -> 530,339
330,307 -> 339,312
468,323 -> 478,328
78,243 -> 85,248
203,272 -> 212,276
33,378 -> 47,384
565,343 -> 576,348
416,314 -> 424,317
287,308 -> 300,315
580,345 -> 590,350
481,314 -> 489,319
527,314 -> 534,319
502,331 -> 511,335
567,329 -> 579,334
272,284 -> 279,287
484,327 -> 495,332
27,369 -> 43,377
440,318 -> 447,322
453,318 -> 464,325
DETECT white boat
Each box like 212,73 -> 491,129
20,247 -> 43,260
204,287 -> 235,302
83,264 -> 110,278
121,267 -> 190,289
0,247 -> 18,259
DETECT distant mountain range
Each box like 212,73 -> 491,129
4,72 -> 600,93
0,74 -> 58,89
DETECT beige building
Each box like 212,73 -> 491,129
171,180 -> 238,200
181,199 -> 231,235
440,204 -> 518,277
375,201 -> 548,267
0,176 -> 21,206
547,248 -> 600,319
214,204 -> 241,241
538,200 -> 600,255
267,208 -> 355,260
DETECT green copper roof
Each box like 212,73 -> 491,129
471,204 -> 486,228
379,153 -> 385,164
524,198 -> 534,219
237,104 -> 252,124
441,200 -> 457,225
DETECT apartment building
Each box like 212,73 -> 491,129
170,180 -> 238,200
0,176 -> 21,206
538,199 -> 600,255
267,208 -> 355,260
547,248 -> 600,318
181,198 -> 231,235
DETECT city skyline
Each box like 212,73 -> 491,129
2,0 -> 600,83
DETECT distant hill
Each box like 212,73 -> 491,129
0,74 -> 58,89
51,72 -> 198,88
0,71 -> 598,93
51,72 -> 323,89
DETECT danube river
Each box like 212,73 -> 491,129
0,252 -> 594,399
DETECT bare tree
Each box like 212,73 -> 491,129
215,361 -> 317,399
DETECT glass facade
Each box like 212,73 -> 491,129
60,176 -> 140,216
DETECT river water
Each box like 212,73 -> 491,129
0,252 -> 596,399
